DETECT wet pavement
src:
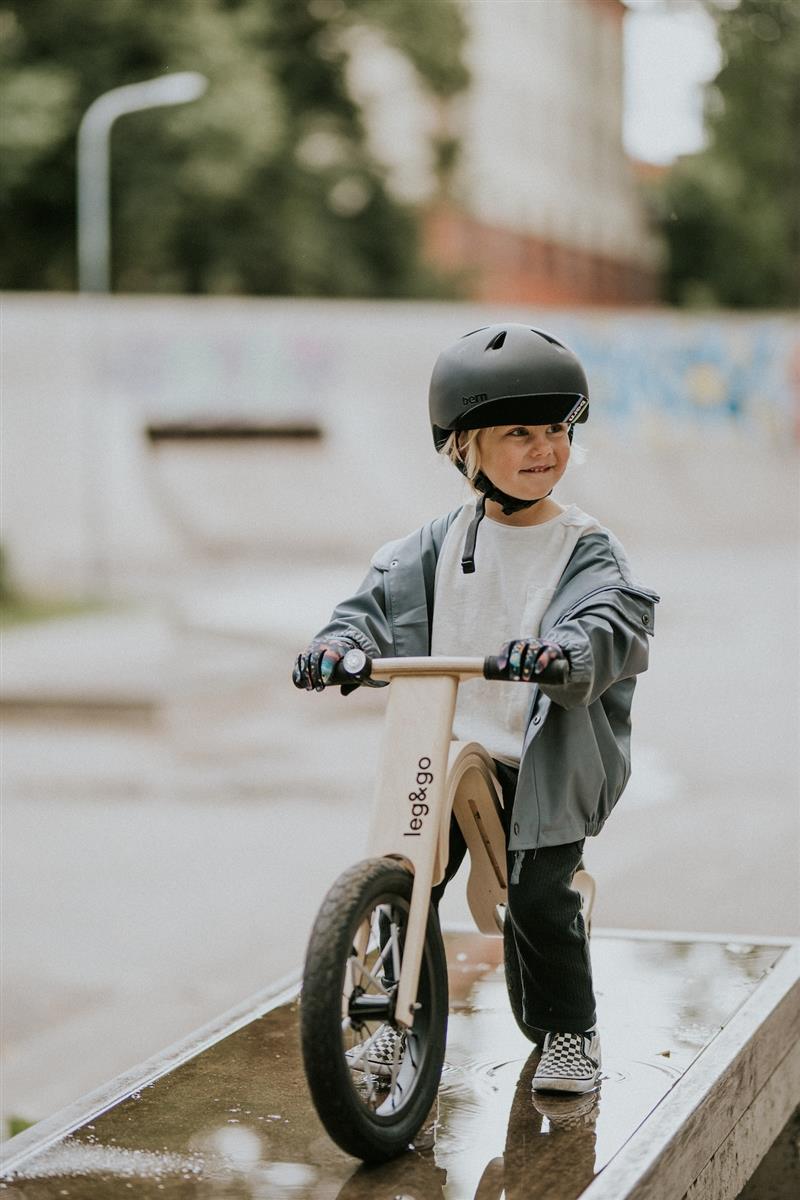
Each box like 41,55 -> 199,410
1,932 -> 791,1200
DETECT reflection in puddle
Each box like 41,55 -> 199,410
202,1124 -> 263,1165
337,1150 -> 448,1200
336,1057 -> 601,1200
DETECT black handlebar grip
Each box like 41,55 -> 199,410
329,648 -> 373,685
483,655 -> 569,685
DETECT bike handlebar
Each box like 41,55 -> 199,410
331,649 -> 569,686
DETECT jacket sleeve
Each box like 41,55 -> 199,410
311,560 -> 396,658
539,592 -> 655,710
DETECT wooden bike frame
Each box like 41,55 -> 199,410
363,658 -> 508,1029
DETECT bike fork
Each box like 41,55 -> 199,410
366,674 -> 458,1029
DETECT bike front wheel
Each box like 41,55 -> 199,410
300,857 -> 448,1162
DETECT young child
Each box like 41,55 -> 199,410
293,323 -> 658,1095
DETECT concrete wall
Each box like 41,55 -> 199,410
2,294 -> 798,596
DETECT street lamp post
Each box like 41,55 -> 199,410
76,71 -> 208,292
75,72 -> 207,596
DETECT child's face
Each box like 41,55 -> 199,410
477,423 -> 571,500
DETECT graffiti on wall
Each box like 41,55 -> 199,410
91,304 -> 800,440
557,316 -> 799,438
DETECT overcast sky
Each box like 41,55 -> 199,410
623,0 -> 722,163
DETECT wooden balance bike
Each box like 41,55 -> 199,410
300,649 -> 595,1162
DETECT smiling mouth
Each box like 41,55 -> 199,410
521,465 -> 553,474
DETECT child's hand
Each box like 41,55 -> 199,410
292,637 -> 359,691
497,638 -> 568,682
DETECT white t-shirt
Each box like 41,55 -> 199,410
430,502 -> 602,765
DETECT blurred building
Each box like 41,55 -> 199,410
350,0 -> 661,306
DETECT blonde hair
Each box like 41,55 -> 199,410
440,428 -> 488,492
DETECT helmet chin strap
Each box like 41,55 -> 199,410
473,470 -> 546,515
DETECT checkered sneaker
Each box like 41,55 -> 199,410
532,1031 -> 601,1094
346,1024 -> 405,1079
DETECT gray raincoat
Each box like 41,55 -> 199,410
314,508 -> 659,849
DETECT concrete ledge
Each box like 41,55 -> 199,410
0,696 -> 158,722
685,1041 -> 800,1200
0,611 -> 166,716
145,421 -> 323,442
582,941 -> 800,1200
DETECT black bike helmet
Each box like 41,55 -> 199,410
430,323 -> 589,450
429,324 -> 590,572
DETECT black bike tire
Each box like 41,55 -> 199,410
300,857 -> 448,1162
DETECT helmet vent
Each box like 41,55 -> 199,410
486,330 -> 507,350
531,327 -> 565,350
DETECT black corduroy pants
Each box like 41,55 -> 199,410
431,759 -> 597,1035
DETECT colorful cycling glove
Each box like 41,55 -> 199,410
497,638 -> 568,682
292,636 -> 359,691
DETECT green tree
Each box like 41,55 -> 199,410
0,0 -> 468,296
660,0 -> 799,308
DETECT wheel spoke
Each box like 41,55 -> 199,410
369,905 -> 403,982
348,956 -> 389,994
346,909 -> 402,997
389,919 -> 402,980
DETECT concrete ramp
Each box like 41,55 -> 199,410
2,932 -> 798,1200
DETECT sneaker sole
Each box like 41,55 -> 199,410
532,1074 -> 600,1094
